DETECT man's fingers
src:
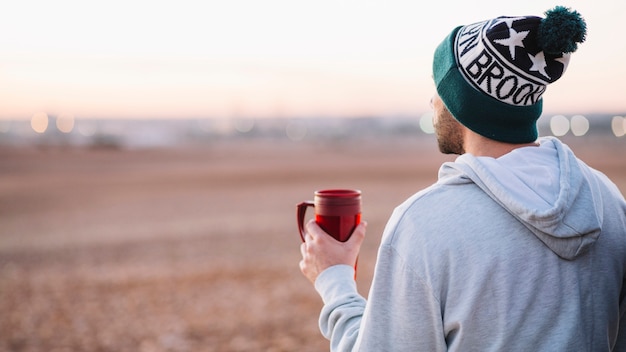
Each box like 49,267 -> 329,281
298,259 -> 306,274
305,219 -> 325,240
300,242 -> 307,257
348,221 -> 367,245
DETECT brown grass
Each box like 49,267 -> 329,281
1,135 -> 624,351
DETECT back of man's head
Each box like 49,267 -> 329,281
432,6 -> 587,143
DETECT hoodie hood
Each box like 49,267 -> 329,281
438,137 -> 603,260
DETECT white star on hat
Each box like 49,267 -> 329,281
494,24 -> 529,60
555,53 -> 571,72
528,51 -> 551,79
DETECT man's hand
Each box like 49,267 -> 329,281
299,219 -> 367,284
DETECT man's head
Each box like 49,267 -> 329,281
432,6 -> 586,144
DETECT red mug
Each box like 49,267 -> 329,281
297,189 -> 362,242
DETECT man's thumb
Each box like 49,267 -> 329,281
348,221 -> 367,245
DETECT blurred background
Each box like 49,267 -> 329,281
2,0 -> 625,122
1,1 -> 625,351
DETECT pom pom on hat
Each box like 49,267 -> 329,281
432,6 -> 587,143
538,6 -> 587,54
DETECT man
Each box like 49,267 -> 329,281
299,6 -> 626,351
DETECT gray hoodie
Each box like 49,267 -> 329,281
315,137 -> 626,351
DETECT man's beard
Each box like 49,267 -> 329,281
434,108 -> 465,155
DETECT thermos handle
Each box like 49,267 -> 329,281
297,201 -> 314,242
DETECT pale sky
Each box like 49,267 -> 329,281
1,0 -> 624,120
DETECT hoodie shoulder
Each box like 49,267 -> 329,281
439,137 -> 610,260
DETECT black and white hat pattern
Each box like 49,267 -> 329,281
455,16 -> 570,107
432,6 -> 587,143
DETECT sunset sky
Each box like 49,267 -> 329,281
1,0 -> 624,120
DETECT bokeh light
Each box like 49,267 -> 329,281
550,115 -> 569,137
419,112 -> 434,134
233,118 -> 254,133
285,120 -> 307,142
56,113 -> 75,133
77,121 -> 98,137
612,116 -> 625,137
31,112 -> 49,133
570,114 -> 589,137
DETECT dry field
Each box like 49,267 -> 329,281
1,135 -> 625,352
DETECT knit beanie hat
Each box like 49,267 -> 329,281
432,6 -> 587,143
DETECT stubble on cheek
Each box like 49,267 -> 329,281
434,110 -> 465,155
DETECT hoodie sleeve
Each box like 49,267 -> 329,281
355,244 -> 448,352
315,246 -> 448,352
315,265 -> 365,352
615,279 -> 626,350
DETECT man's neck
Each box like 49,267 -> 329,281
463,129 -> 539,158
